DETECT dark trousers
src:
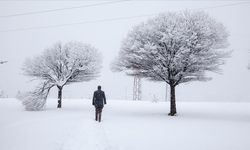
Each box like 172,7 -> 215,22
95,107 -> 103,122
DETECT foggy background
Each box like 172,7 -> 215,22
0,0 -> 250,101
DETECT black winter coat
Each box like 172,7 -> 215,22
92,90 -> 106,108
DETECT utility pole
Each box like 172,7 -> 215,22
133,76 -> 141,100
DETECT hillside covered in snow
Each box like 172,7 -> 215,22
0,98 -> 250,150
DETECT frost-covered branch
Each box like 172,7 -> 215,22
17,81 -> 54,111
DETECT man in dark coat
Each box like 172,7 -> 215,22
92,85 -> 106,122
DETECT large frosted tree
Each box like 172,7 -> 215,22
113,11 -> 230,116
22,41 -> 102,110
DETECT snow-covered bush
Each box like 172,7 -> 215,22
113,10 -> 230,116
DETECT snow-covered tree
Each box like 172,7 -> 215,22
0,89 -> 5,98
113,10 -> 230,116
22,41 -> 102,109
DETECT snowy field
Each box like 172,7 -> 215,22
0,98 -> 250,150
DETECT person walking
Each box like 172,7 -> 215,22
92,85 -> 106,122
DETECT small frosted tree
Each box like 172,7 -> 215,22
22,41 -> 102,109
113,10 -> 230,116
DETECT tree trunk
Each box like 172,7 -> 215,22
168,84 -> 177,116
57,86 -> 63,108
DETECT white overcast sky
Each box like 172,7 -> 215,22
0,0 -> 250,101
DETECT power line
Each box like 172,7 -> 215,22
0,14 -> 156,32
0,0 -> 130,18
196,1 -> 250,10
1,1 -> 250,33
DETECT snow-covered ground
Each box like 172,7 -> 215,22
0,98 -> 250,150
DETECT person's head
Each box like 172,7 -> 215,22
97,85 -> 101,90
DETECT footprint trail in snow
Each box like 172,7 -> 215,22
60,118 -> 119,150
